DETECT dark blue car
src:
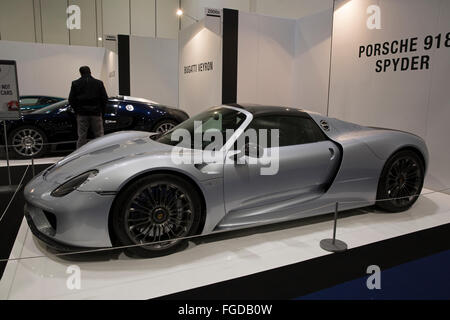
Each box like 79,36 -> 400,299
1,96 -> 189,159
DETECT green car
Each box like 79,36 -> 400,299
20,95 -> 65,112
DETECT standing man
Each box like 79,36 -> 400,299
69,66 -> 108,148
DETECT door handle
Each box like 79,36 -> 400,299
329,148 -> 335,160
105,120 -> 117,124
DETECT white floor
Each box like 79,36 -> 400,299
0,189 -> 449,300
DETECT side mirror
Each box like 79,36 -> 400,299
67,106 -> 75,114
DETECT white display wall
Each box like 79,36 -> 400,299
178,2 -> 450,191
328,0 -> 450,190
178,18 -> 223,115
177,7 -> 333,115
236,10 -> 333,114
0,40 -> 118,98
293,6 -> 334,115
130,36 -> 179,107
237,13 -> 296,108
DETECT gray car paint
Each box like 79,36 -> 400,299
24,106 -> 428,248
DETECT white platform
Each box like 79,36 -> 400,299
1,189 -> 449,300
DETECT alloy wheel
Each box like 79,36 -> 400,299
155,122 -> 176,133
385,156 -> 422,206
124,183 -> 194,250
12,128 -> 44,157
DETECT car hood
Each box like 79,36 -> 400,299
44,131 -> 175,184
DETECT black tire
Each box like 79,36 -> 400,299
8,126 -> 49,159
376,150 -> 424,212
111,174 -> 202,258
152,119 -> 178,133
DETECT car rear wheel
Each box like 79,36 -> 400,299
9,126 -> 48,159
111,174 -> 202,258
153,119 -> 178,133
376,150 -> 424,212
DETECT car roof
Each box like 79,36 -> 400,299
20,95 -> 63,99
44,97 -> 154,105
226,103 -> 310,117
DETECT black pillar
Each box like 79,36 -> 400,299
221,9 -> 239,104
117,34 -> 130,96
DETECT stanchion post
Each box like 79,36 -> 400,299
320,201 -> 348,253
31,154 -> 35,177
332,201 -> 338,244
3,120 -> 12,186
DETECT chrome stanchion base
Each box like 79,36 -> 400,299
320,238 -> 348,253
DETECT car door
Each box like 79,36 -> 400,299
103,101 -> 135,133
102,101 -> 121,133
42,102 -> 78,142
116,101 -> 137,130
221,115 -> 341,227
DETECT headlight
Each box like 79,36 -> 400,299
51,170 -> 98,197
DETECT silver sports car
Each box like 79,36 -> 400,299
24,104 -> 428,257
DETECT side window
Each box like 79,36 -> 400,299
279,116 -> 327,146
20,97 -> 39,106
48,98 -> 59,105
248,116 -> 327,147
246,117 -> 279,148
39,97 -> 56,105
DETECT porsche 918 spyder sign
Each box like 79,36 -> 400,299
0,60 -> 21,120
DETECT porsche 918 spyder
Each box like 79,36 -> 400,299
24,104 -> 427,257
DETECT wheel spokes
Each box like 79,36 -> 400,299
12,129 -> 44,157
125,183 -> 194,250
157,123 -> 175,133
386,156 -> 422,206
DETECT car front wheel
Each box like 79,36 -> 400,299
111,174 -> 202,258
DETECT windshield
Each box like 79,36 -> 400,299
156,107 -> 247,150
32,100 -> 69,114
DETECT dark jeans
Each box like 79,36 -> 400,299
76,115 -> 104,148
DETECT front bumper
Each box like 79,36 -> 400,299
24,203 -> 101,252
24,172 -> 116,249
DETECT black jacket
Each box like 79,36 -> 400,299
68,75 -> 108,116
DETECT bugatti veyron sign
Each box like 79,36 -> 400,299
0,60 -> 21,120
184,61 -> 214,74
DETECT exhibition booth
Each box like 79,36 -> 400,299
0,0 -> 449,300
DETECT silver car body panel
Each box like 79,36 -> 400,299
24,105 -> 428,248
